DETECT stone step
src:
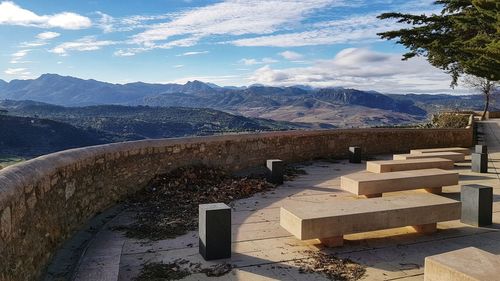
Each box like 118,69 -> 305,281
340,168 -> 459,197
393,152 -> 465,163
410,147 -> 471,155
366,158 -> 454,173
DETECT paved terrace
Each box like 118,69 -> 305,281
71,120 -> 500,281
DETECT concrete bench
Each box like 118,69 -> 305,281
280,194 -> 460,247
410,147 -> 470,155
367,158 -> 454,173
393,152 -> 465,163
341,168 -> 459,197
424,247 -> 500,281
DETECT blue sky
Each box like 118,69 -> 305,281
0,0 -> 466,93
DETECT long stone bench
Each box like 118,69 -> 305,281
411,147 -> 470,155
393,152 -> 465,163
367,158 -> 454,173
341,168 -> 459,197
424,247 -> 500,281
280,194 -> 460,247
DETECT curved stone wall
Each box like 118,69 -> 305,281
0,128 -> 473,280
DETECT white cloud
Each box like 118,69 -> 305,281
11,49 -> 29,58
46,12 -> 91,30
96,11 -> 114,33
19,41 -> 46,47
176,51 -> 209,56
153,36 -> 200,48
279,50 -> 303,60
36,31 -> 60,40
96,12 -> 173,33
10,49 -> 30,63
132,0 -> 345,47
173,64 -> 184,68
4,67 -> 29,75
232,14 -> 399,47
239,57 -> 278,65
17,31 -> 59,50
114,50 -> 135,57
51,36 -> 118,56
249,48 -> 455,93
0,1 -> 91,29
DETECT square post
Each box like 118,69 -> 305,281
199,203 -> 231,260
471,152 -> 488,173
475,144 -> 487,154
266,159 -> 284,185
461,184 -> 493,227
349,146 -> 361,163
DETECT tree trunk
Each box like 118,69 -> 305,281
481,93 -> 490,121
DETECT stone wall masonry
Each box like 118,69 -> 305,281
0,127 -> 473,281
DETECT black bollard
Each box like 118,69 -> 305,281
461,184 -> 493,227
349,146 -> 361,163
199,203 -> 231,260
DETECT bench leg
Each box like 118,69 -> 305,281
361,193 -> 382,198
424,187 -> 442,194
319,236 -> 344,247
412,223 -> 437,234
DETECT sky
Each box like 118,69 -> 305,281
0,0 -> 468,94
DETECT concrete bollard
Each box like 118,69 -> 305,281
475,144 -> 487,154
266,159 -> 284,185
471,152 -> 488,173
199,203 -> 231,260
349,146 -> 361,163
461,184 -> 493,227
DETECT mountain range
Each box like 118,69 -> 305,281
0,74 -> 494,127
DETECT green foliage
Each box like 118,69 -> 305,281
431,112 -> 471,128
378,0 -> 500,86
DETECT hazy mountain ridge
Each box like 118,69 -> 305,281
0,74 -> 424,115
0,74 -> 492,128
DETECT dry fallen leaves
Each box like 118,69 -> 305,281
113,165 -> 276,240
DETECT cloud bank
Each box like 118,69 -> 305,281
0,1 -> 91,29
249,48 -> 455,93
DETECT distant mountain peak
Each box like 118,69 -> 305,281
248,83 -> 265,88
38,73 -> 66,80
290,85 -> 315,91
183,80 -> 216,92
185,80 -> 206,85
205,82 -> 221,88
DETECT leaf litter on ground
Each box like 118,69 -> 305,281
113,165 -> 278,240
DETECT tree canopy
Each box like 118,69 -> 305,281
377,0 -> 500,86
